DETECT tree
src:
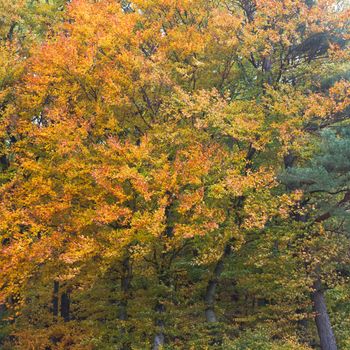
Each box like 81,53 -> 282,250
282,125 -> 350,350
0,0 -> 349,349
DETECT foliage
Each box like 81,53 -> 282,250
0,0 -> 349,349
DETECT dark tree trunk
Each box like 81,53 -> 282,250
152,193 -> 175,349
0,303 -> 6,321
312,278 -> 337,350
205,243 -> 232,322
239,0 -> 256,23
153,268 -> 172,349
7,22 -> 17,42
60,292 -> 70,322
52,281 -> 59,317
0,154 -> 9,170
262,56 -> 273,85
203,147 -> 255,323
153,301 -> 165,350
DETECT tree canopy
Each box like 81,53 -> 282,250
0,0 -> 349,349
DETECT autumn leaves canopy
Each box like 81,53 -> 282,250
0,0 -> 349,349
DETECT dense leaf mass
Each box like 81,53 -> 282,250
0,0 -> 349,349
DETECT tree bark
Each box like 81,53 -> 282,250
204,243 -> 232,322
152,193 -> 175,348
60,291 -> 70,322
312,278 -> 337,350
203,147 -> 255,323
153,301 -> 165,350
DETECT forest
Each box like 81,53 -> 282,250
0,0 -> 349,349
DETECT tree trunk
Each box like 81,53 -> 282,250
203,147 -> 255,323
60,292 -> 70,322
152,193 -> 175,348
204,243 -> 232,322
153,301 -> 165,350
0,303 -> 6,321
312,278 -> 337,350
